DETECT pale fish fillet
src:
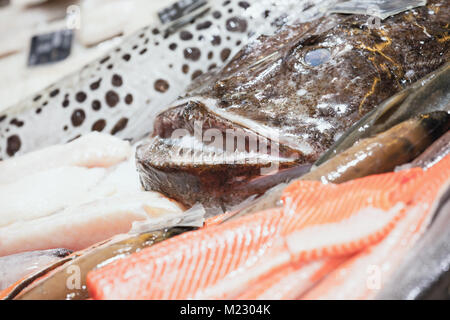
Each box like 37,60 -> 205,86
0,132 -> 139,228
0,192 -> 184,256
300,157 -> 450,300
84,148 -> 142,198
0,166 -> 108,228
0,132 -> 131,185
86,163 -> 430,299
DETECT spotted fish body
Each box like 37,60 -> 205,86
0,0 -> 327,159
137,0 -> 450,209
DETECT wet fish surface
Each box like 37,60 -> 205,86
225,111 -> 450,220
405,130 -> 450,170
13,228 -> 194,300
316,62 -> 450,166
304,112 -> 449,184
137,0 -> 450,210
376,180 -> 450,300
0,249 -> 71,291
12,206 -> 204,300
0,132 -> 185,256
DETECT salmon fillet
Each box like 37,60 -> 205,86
301,155 -> 450,300
86,155 -> 450,300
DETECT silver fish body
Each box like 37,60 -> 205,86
377,181 -> 450,300
0,248 -> 72,291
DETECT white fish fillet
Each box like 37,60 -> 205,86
0,132 -> 131,185
0,166 -> 108,228
89,154 -> 142,197
0,192 -> 184,256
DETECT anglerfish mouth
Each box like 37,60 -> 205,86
0,0 -> 449,302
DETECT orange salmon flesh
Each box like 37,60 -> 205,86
86,155 -> 450,300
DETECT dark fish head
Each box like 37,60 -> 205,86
186,1 -> 449,157
139,1 -> 449,210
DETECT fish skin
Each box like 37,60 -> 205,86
167,0 -> 449,153
139,0 -> 450,209
316,62 -> 450,166
136,134 -> 301,213
222,111 -> 450,221
13,227 -> 194,300
406,130 -> 450,170
0,255 -> 73,300
303,112 -> 450,184
0,249 -> 71,291
85,156 -> 450,300
376,183 -> 450,300
0,0 -> 324,159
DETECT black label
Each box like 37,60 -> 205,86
158,0 -> 207,24
28,29 -> 73,66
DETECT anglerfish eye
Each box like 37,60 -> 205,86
304,48 -> 331,66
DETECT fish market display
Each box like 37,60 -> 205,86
224,111 -> 450,219
1,206 -> 204,300
86,155 -> 450,299
303,112 -> 449,184
0,0 -> 449,301
0,0 -> 325,159
0,249 -> 71,291
137,0 -> 449,210
301,164 -> 450,299
0,132 -> 185,256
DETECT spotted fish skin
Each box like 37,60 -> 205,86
0,0 -> 325,159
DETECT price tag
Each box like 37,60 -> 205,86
28,29 -> 73,66
0,0 -> 10,7
328,0 -> 426,20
